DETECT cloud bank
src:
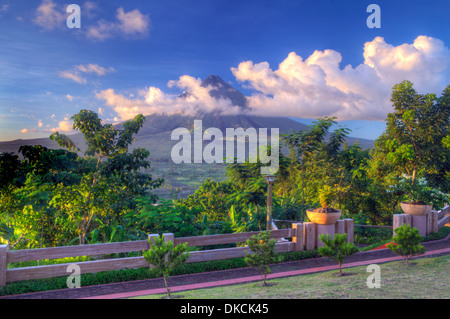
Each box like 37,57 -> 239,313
97,75 -> 243,121
97,35 -> 450,122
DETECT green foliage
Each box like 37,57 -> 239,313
318,233 -> 359,275
143,234 -> 190,298
398,176 -> 448,208
133,198 -> 200,237
181,179 -> 236,222
244,231 -> 280,286
387,224 -> 425,265
47,110 -> 163,245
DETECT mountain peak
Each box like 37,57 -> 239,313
200,74 -> 248,109
201,74 -> 227,86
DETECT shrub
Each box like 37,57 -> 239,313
244,231 -> 280,286
387,224 -> 425,265
318,233 -> 359,276
143,234 -> 190,298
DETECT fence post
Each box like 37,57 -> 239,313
403,214 -> 412,226
426,212 -> 433,235
292,223 -> 304,251
163,233 -> 175,262
0,245 -> 7,287
344,219 -> 354,243
148,234 -> 159,249
431,211 -> 439,233
303,222 -> 316,251
335,220 -> 344,234
393,214 -> 404,236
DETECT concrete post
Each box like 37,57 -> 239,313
303,222 -> 316,251
343,219 -> 354,243
393,214 -> 404,237
163,233 -> 175,262
403,214 -> 412,226
335,220 -> 344,234
0,245 -> 7,287
411,215 -> 427,237
292,223 -> 304,251
431,211 -> 439,234
426,212 -> 432,235
316,224 -> 335,248
148,234 -> 159,249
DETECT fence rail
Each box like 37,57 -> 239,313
0,227 -> 301,287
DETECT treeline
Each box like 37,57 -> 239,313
0,81 -> 449,249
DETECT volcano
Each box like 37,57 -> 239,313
0,75 -> 374,159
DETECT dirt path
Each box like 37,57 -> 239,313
2,236 -> 449,299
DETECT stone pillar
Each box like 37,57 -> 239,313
411,215 -> 427,237
335,220 -> 344,235
393,214 -> 404,236
292,223 -> 304,251
344,219 -> 354,243
403,214 -> 412,226
431,211 -> 439,234
303,222 -> 316,251
148,234 -> 159,249
393,214 -> 412,236
426,213 -> 433,235
0,245 -> 7,287
316,224 -> 335,248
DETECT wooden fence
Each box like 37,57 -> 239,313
393,205 -> 450,236
0,226 -> 304,287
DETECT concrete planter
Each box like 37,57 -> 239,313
306,208 -> 341,225
400,202 -> 432,216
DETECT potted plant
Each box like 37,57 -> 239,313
399,177 -> 448,216
306,185 -> 342,225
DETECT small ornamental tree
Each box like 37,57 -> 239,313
244,231 -> 280,286
387,224 -> 425,265
318,233 -> 359,276
143,234 -> 190,298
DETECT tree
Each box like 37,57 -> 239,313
0,153 -> 22,247
281,117 -> 353,209
244,231 -> 280,286
387,224 -> 425,265
143,234 -> 190,298
318,233 -> 359,276
379,81 -> 450,189
49,110 -> 163,244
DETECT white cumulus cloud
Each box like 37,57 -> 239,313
50,120 -> 73,133
96,36 -> 450,122
231,35 -> 450,121
96,75 -> 242,121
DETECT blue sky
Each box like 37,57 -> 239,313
0,0 -> 449,142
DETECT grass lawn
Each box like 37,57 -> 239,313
132,254 -> 450,299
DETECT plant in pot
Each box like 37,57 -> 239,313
306,185 -> 344,225
399,177 -> 448,216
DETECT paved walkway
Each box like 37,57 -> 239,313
85,247 -> 450,299
2,234 -> 449,299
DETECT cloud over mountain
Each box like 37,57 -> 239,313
97,36 -> 450,121
232,35 -> 450,121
